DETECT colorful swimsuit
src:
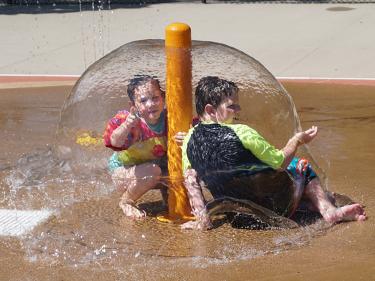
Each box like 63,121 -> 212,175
104,109 -> 168,172
182,122 -> 317,215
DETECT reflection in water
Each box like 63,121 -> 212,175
2,142 -> 330,267
21,193 -> 330,269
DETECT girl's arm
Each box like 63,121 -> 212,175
109,107 -> 140,148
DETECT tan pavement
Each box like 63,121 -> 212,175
1,2 -> 375,78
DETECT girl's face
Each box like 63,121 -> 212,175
133,81 -> 165,125
215,92 -> 241,124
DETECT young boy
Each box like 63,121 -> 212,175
104,75 -> 184,219
181,76 -> 366,230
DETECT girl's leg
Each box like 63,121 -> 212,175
112,163 -> 162,218
303,178 -> 366,223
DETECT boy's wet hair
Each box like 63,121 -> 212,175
195,76 -> 239,116
127,75 -> 164,103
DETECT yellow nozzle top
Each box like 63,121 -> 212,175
165,23 -> 191,48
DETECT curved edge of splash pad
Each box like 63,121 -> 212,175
0,209 -> 53,237
1,75 -> 374,89
0,74 -> 79,89
278,77 -> 375,86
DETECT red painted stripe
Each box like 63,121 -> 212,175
278,78 -> 375,86
0,75 -> 374,86
0,75 -> 79,83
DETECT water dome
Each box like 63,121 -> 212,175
58,39 -> 303,153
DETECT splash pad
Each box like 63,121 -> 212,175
1,68 -> 374,281
2,22 -> 373,281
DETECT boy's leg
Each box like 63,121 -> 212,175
287,157 -> 366,223
303,178 -> 366,223
112,163 -> 162,218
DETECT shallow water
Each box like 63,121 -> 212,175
0,82 -> 374,280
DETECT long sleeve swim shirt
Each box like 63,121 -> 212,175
182,122 -> 285,175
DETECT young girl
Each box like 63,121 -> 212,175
104,76 -> 182,219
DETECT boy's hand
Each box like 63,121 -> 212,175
295,126 -> 318,145
174,131 -> 187,146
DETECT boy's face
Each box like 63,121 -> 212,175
133,81 -> 165,125
215,92 -> 241,124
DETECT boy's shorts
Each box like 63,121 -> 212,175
286,157 -> 317,186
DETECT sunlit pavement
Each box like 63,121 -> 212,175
1,2 -> 374,78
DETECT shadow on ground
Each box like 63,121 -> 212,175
0,0 -> 180,15
1,0 -> 374,15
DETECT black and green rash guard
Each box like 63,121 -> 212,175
182,122 -> 285,198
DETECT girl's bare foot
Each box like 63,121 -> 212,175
119,201 -> 146,219
323,203 -> 366,223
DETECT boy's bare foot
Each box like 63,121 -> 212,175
119,201 -> 146,219
323,203 -> 366,223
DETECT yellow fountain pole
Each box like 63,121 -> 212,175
157,23 -> 193,222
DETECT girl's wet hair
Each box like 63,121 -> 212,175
127,75 -> 164,103
195,76 -> 239,116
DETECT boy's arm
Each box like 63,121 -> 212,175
232,124 -> 318,170
281,126 -> 318,168
180,128 -> 212,230
280,135 -> 301,168
181,169 -> 213,230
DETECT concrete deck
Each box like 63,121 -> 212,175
1,2 -> 374,78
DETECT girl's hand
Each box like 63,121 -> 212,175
295,126 -> 318,145
174,131 -> 187,146
124,106 -> 140,129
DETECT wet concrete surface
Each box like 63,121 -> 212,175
0,82 -> 374,280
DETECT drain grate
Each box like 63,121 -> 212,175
0,209 -> 52,237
